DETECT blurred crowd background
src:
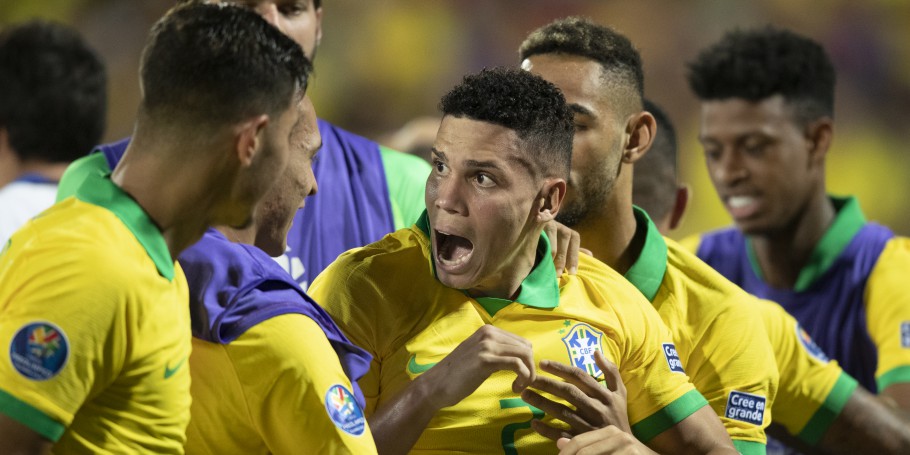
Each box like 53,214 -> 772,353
3,0 -> 909,239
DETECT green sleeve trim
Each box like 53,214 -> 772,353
0,388 -> 66,441
733,439 -> 766,455
631,388 -> 709,443
379,146 -> 430,229
877,365 -> 910,391
797,371 -> 858,445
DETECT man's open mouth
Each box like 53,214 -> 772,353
435,229 -> 475,267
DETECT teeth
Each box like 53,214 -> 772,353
728,196 -> 755,208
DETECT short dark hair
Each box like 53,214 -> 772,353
0,20 -> 106,163
633,99 -> 678,223
439,67 -> 573,179
139,2 -> 311,130
687,26 -> 835,125
519,17 -> 644,116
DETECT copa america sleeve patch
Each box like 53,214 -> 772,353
901,322 -> 910,348
324,384 -> 366,436
795,322 -> 830,363
725,391 -> 766,426
9,322 -> 69,380
662,343 -> 685,373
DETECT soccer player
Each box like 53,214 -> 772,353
0,20 -> 106,244
57,0 -> 434,290
639,99 -> 910,454
310,67 -> 737,455
683,27 -> 910,411
180,96 -> 377,454
517,18 -> 777,454
0,3 -> 309,453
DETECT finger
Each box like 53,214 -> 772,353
594,351 -> 624,396
521,389 -> 593,433
477,348 -> 536,392
531,418 -> 573,442
566,229 -> 581,275
549,228 -> 569,276
557,437 -> 571,450
545,221 -> 558,259
579,247 -> 593,257
539,359 -> 608,399
470,324 -> 533,348
563,427 -> 624,453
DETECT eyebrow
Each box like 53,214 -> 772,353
569,103 -> 596,119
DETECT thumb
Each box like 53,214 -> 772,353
595,350 -> 623,394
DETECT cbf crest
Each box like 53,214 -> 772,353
562,323 -> 605,378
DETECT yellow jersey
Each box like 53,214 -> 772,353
623,208 -> 778,455
310,211 -> 708,454
0,172 -> 191,453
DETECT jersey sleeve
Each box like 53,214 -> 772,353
55,153 -> 110,202
226,314 -> 378,454
865,237 -> 910,391
0,235 -> 127,441
758,299 -> 857,445
309,259 -> 383,415
379,146 -> 430,230
622,297 -> 709,442
694,297 -> 778,454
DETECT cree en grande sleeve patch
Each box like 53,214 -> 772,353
725,390 -> 766,426
661,343 -> 685,373
9,321 -> 70,380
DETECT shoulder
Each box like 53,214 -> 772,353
663,239 -> 755,312
568,254 -> 655,319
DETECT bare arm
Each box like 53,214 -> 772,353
0,414 -> 53,455
367,325 -> 536,455
814,386 -> 910,455
645,406 -> 738,455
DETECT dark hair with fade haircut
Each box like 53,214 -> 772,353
139,1 -> 311,130
439,67 -> 573,179
519,17 -> 644,116
0,20 -> 106,163
687,26 -> 835,126
633,99 -> 678,223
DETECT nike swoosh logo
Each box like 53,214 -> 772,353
407,354 -> 437,374
164,357 -> 187,379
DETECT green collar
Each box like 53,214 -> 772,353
747,195 -> 865,292
75,172 -> 175,280
623,206 -> 668,302
415,210 -> 559,316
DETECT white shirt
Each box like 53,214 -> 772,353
0,179 -> 59,244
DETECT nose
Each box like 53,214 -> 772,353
432,176 -> 466,215
712,150 -> 748,187
254,3 -> 283,31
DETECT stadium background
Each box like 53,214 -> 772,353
3,0 -> 909,239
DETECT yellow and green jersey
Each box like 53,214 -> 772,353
622,208 -> 778,455
0,172 -> 191,453
310,211 -> 708,454
186,313 -> 377,454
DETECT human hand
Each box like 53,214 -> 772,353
418,325 -> 536,411
544,220 -> 584,275
521,350 -> 630,440
555,426 -> 656,455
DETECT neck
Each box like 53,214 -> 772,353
466,229 -> 541,301
749,191 -> 835,288
111,139 -> 234,259
0,159 -> 70,188
574,175 -> 639,274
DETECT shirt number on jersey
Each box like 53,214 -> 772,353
499,398 -> 544,455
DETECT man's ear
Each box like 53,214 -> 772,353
536,178 -> 567,223
667,184 -> 690,231
235,115 -> 269,167
314,5 -> 324,49
623,111 -> 656,164
805,116 -> 833,167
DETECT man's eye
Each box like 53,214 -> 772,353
476,173 -> 495,188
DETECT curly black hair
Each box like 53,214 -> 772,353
439,67 -> 573,179
0,20 -> 106,163
519,17 -> 644,116
687,26 -> 835,125
632,99 -> 678,224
